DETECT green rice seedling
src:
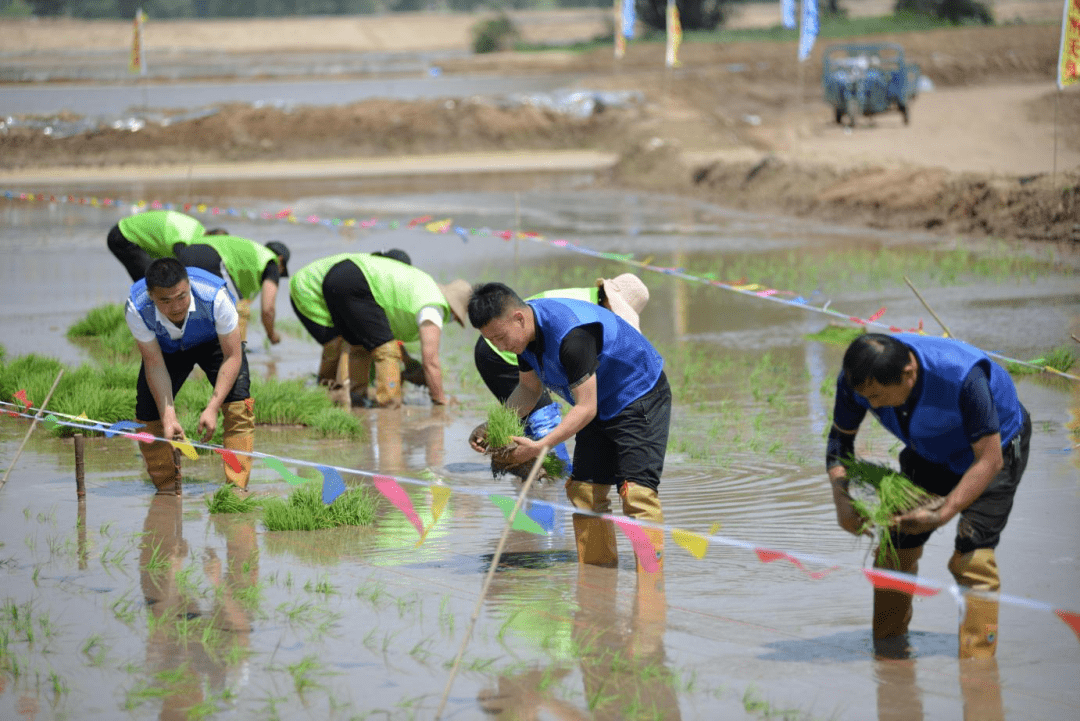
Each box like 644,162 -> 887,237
49,670 -> 68,696
304,576 -> 336,595
842,457 -> 941,565
67,303 -> 139,362
484,402 -> 567,479
205,486 -> 266,514
81,634 -> 108,666
287,654 -> 322,693
261,481 -> 379,531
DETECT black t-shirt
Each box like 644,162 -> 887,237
826,364 -> 1000,469
519,323 -> 602,390
261,260 -> 280,286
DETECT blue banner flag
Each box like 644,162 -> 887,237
622,0 -> 636,38
798,0 -> 819,62
782,0 -> 796,29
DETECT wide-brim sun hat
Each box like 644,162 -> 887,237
597,273 -> 649,331
437,279 -> 473,327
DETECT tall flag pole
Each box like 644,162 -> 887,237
614,0 -> 625,59
1059,0 -> 1080,88
129,8 -> 147,76
798,0 -> 819,62
782,0 -> 797,30
666,0 -> 683,68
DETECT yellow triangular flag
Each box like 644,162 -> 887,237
168,439 -> 199,460
672,529 -> 709,559
416,485 -> 452,547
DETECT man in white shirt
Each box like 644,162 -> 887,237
126,258 -> 254,493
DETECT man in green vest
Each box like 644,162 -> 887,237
174,236 -> 290,344
107,209 -> 226,281
289,252 -> 472,409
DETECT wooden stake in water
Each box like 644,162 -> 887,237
433,445 -> 549,720
0,369 -> 65,493
903,275 -> 955,339
74,433 -> 86,499
173,447 -> 183,497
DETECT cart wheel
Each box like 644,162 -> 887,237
899,104 -> 909,125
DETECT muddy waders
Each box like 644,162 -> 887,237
136,420 -> 180,495
949,547 -> 1000,659
222,399 -> 255,490
371,340 -> 402,408
565,480 -> 618,567
873,546 -> 924,639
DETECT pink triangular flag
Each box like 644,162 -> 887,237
613,518 -> 659,573
374,475 -> 424,537
1055,610 -> 1080,643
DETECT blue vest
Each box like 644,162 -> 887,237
130,267 -> 227,354
519,298 -> 663,421
854,335 -> 1024,475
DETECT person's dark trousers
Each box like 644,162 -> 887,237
473,336 -> 554,412
135,341 -> 251,421
107,224 -> 153,282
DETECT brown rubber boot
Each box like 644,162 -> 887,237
236,298 -> 252,343
949,548 -> 1000,659
324,339 -> 353,409
318,337 -> 344,385
348,344 -> 373,405
372,340 -> 403,408
873,546 -> 924,639
137,419 -> 177,495
565,480 -> 618,567
619,482 -> 665,574
221,399 -> 255,489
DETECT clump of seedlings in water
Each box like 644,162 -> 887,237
261,481 -> 378,531
1006,345 -> 1076,376
205,486 -> 266,514
483,403 -> 566,480
842,456 -> 942,565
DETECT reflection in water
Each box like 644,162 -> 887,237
139,495 -> 256,719
370,405 -> 446,473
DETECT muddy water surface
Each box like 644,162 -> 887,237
1,181 -> 1078,719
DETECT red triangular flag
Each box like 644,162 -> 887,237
1055,609 -> 1080,643
214,448 -> 243,473
863,568 -> 940,597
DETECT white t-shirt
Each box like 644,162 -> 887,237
126,287 -> 238,344
416,305 -> 444,330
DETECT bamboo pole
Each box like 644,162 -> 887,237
903,275 -> 955,339
74,433 -> 86,499
0,369 -> 65,492
433,445 -> 549,720
173,447 -> 183,497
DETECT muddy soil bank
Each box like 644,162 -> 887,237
2,22 -> 1077,244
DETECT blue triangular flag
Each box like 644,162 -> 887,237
320,466 -> 347,504
525,500 -> 556,533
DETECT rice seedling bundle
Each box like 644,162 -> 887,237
205,486 -> 266,514
841,457 -> 942,566
261,481 -> 378,531
484,403 -> 566,479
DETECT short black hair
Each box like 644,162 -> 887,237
843,333 -> 912,388
204,228 -> 229,236
145,257 -> 189,292
467,282 -> 526,329
373,248 -> 412,265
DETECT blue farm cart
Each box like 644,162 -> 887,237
822,43 -> 920,127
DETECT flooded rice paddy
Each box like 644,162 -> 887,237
1,179 -> 1079,720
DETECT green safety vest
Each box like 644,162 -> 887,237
118,210 -> 205,257
487,286 -> 597,366
188,235 -> 277,300
289,253 -> 449,341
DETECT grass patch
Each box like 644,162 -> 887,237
0,349 -> 362,440
842,457 -> 940,565
1006,345 -> 1076,376
805,324 -> 866,346
66,303 -> 138,362
205,486 -> 266,514
261,481 -> 379,531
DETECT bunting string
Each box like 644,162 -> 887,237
4,188 -> 1075,381
3,398 -> 1077,643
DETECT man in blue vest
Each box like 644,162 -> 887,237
467,282 -> 671,572
827,333 -> 1030,659
126,258 -> 254,493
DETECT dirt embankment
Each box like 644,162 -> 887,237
1,19 -> 1077,243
